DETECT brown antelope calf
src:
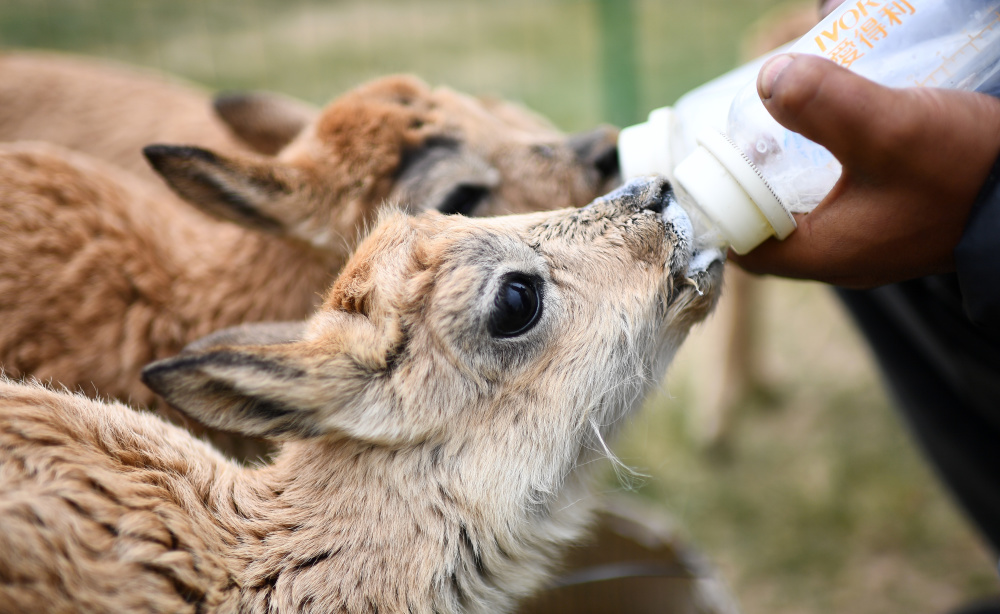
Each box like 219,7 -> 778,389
0,177 -> 722,613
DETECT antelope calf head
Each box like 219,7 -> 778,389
140,177 -> 723,612
144,75 -> 620,257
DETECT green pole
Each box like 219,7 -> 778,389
595,0 -> 641,127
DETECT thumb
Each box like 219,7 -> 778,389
757,53 -> 905,170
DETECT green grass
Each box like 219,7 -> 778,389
2,1 -> 997,612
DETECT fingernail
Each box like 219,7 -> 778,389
758,54 -> 795,101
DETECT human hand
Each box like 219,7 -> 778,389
730,53 -> 1000,288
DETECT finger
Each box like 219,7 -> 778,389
728,211 -> 837,281
757,54 -> 910,171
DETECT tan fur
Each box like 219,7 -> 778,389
0,178 -> 722,613
0,55 -> 619,456
0,142 -> 330,414
0,51 -> 250,193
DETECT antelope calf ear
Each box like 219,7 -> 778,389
143,144 -> 307,236
142,342 -> 326,440
567,125 -> 621,190
142,312 -> 417,444
213,90 -> 318,155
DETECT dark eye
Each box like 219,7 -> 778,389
489,274 -> 542,338
437,184 -> 489,216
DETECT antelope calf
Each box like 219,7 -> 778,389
0,178 -> 722,613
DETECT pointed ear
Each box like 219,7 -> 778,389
142,344 -> 329,440
143,144 -> 307,236
142,312 -> 416,443
213,91 -> 318,155
567,125 -> 620,188
181,321 -> 306,354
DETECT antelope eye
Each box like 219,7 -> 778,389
438,184 -> 489,216
489,274 -> 542,338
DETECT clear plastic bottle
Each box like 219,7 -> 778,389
619,0 -> 1000,254
617,47 -> 782,187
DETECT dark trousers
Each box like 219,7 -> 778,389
838,280 -> 1000,553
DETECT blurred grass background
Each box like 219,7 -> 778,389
1,0 -> 810,128
2,1 -> 997,612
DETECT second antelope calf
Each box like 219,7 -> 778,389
0,178 -> 722,614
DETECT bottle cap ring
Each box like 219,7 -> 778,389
696,131 -> 796,240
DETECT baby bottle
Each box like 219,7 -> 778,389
618,0 -> 1000,254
